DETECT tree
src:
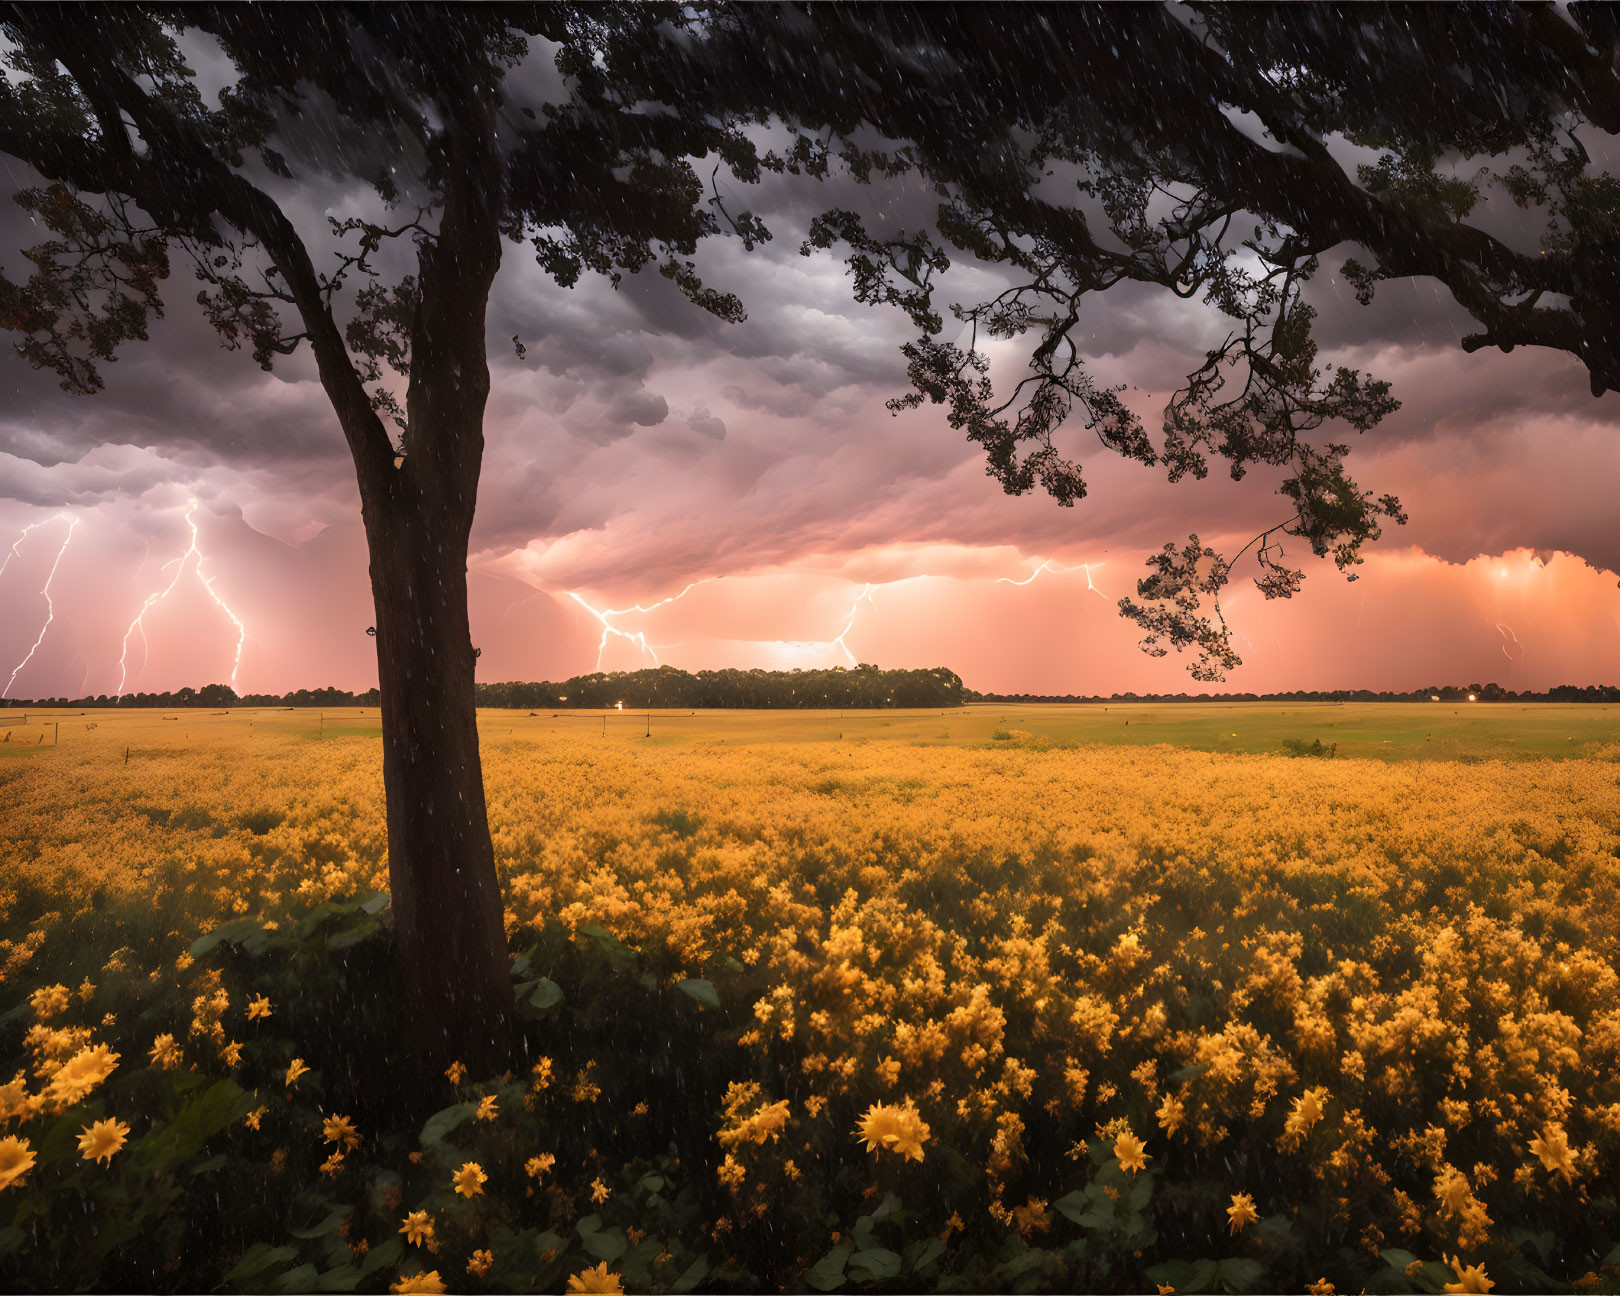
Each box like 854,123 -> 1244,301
691,3 -> 1620,676
0,4 -> 770,1074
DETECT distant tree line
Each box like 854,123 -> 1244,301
2,665 -> 969,711
972,683 -> 1620,704
8,675 -> 1618,712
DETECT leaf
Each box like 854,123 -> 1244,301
849,1247 -> 902,1281
529,978 -> 563,1012
580,924 -> 637,966
1218,1256 -> 1264,1292
314,1265 -> 362,1293
190,1151 -> 228,1175
908,1237 -> 945,1273
995,1248 -> 1048,1282
419,1102 -> 473,1147
576,1214 -> 603,1236
671,1255 -> 710,1294
1051,1190 -> 1089,1225
1126,1170 -> 1153,1210
290,1205 -> 351,1240
806,1242 -> 853,1292
358,1238 -> 404,1279
1604,1243 -> 1620,1267
676,978 -> 721,1010
135,1079 -> 252,1173
226,1243 -> 299,1289
582,1228 -> 628,1263
359,891 -> 390,915
638,1174 -> 665,1194
1168,1061 -> 1213,1084
325,913 -> 380,950
0,1227 -> 22,1260
1381,1249 -> 1420,1274
189,917 -> 262,958
0,999 -> 34,1025
1147,1259 -> 1219,1294
275,1264 -> 320,1293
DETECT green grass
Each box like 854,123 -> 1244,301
9,701 -> 1617,762
480,700 -> 1618,760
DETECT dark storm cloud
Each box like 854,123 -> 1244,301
5,22 -> 1618,655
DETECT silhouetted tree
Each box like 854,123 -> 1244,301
694,3 -> 1620,676
0,4 -> 770,1075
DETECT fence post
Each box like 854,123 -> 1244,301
54,721 -> 59,746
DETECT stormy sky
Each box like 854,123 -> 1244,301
2,35 -> 1618,699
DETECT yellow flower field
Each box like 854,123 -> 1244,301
1,711 -> 1617,1293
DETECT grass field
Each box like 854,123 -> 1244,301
2,700 -> 1615,763
1,705 -> 1618,1293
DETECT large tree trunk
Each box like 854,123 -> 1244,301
365,483 -> 514,1078
357,92 -> 514,1080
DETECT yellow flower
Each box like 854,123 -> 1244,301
591,1176 -> 610,1204
566,1262 -> 625,1294
77,1117 -> 130,1164
30,984 -> 70,1019
717,1153 -> 746,1189
525,1153 -> 555,1179
452,1161 -> 487,1197
220,1039 -> 243,1068
1156,1093 -> 1185,1136
0,1136 -> 35,1190
43,1044 -> 119,1110
853,1101 -> 930,1162
466,1249 -> 493,1278
323,1113 -> 362,1150
475,1094 -> 498,1122
390,1272 -> 446,1294
1529,1123 -> 1577,1180
244,1105 -> 266,1131
149,1034 -> 182,1070
445,1060 -> 466,1085
246,996 -> 272,1020
399,1210 -> 435,1248
1443,1255 -> 1495,1293
284,1057 -> 310,1087
0,1074 -> 35,1124
1227,1192 -> 1259,1234
319,1150 -> 346,1177
1284,1087 -> 1327,1143
1114,1130 -> 1149,1174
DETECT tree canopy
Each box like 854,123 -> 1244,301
687,2 -> 1620,675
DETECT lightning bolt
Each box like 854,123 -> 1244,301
568,580 -> 713,671
1495,623 -> 1525,663
116,499 -> 246,697
764,582 -> 874,665
1,513 -> 71,579
997,557 -> 1109,600
2,515 -> 78,699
